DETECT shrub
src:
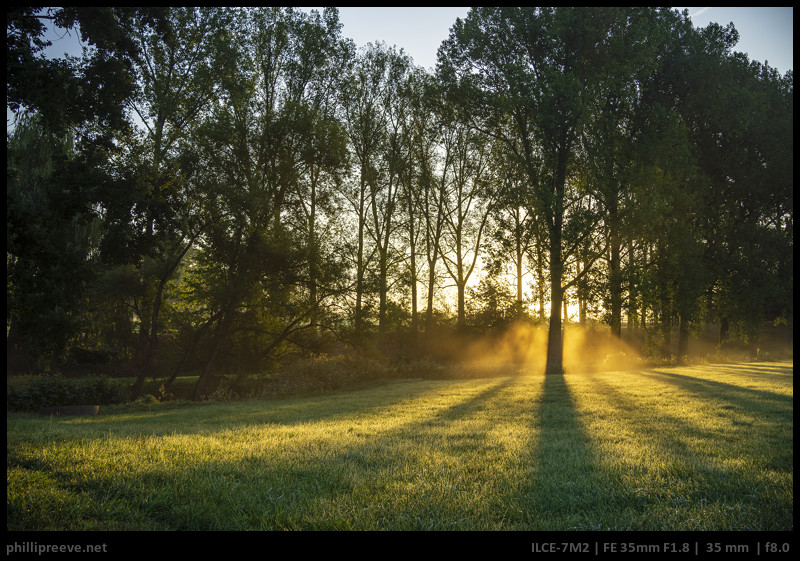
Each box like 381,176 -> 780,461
6,374 -> 131,412
243,353 -> 395,399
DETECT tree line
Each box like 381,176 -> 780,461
7,7 -> 792,394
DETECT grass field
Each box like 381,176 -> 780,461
6,361 -> 793,531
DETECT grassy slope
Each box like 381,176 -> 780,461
6,361 -> 793,531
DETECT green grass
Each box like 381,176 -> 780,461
6,361 -> 793,531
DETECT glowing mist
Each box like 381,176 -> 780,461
461,322 -> 642,374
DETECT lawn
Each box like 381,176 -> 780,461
6,361 -> 793,531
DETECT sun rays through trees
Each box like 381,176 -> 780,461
7,8 -> 792,393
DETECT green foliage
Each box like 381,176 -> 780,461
7,7 -> 144,136
6,7 -> 792,382
6,375 -> 131,412
6,116 -> 103,368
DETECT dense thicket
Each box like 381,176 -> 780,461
7,7 -> 792,394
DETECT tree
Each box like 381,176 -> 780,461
438,120 -> 492,331
6,116 -> 103,369
416,76 -> 456,334
185,7 -> 348,398
439,7 -> 624,373
279,8 -> 351,346
121,7 -> 231,395
673,23 -> 794,351
484,143 -> 536,321
7,7 -> 146,138
577,8 -> 682,341
7,8 -> 151,371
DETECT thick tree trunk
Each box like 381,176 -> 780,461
546,234 -> 564,375
546,280 -> 564,375
544,148 -> 567,375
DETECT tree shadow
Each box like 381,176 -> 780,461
49,379 -> 481,437
636,368 -> 792,417
581,370 -> 793,530
512,373 -> 627,530
12,376 -> 527,530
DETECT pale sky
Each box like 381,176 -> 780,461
676,6 -> 793,74
37,7 -> 793,75
319,6 -> 793,75
12,7 -> 791,129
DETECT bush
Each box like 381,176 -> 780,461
6,374 -> 131,412
230,353 -> 395,400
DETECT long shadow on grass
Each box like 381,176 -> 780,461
582,371 -> 793,530
287,376 -> 523,529
225,376 -> 525,530
48,379 -> 489,438
717,361 -> 793,374
635,368 -> 793,417
705,361 -> 794,379
10,377 -> 526,530
511,373 -> 627,530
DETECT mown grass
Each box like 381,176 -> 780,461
6,361 -> 792,531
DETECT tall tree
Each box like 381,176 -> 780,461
7,8 -> 151,370
417,77 -> 457,334
438,120 -> 492,331
485,142 -> 536,321
578,8 -> 682,341
7,7 -> 146,138
186,7 -> 347,397
339,42 -> 412,340
439,7 -> 623,373
394,67 -> 432,336
6,117 -> 104,369
122,7 -> 231,395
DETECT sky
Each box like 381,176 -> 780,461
676,6 -> 793,74
309,6 -> 793,75
11,7 -> 792,129
34,7 -> 793,75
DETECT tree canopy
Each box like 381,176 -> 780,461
7,7 -> 792,391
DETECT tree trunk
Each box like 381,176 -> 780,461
307,172 -> 319,331
660,293 -> 672,359
355,175 -> 366,336
515,211 -> 524,319
192,312 -> 232,400
407,190 -> 419,336
577,260 -> 587,325
678,311 -> 690,360
546,280 -> 564,375
132,277 -> 166,397
457,281 -> 466,331
627,238 -> 637,332
546,233 -> 564,375
544,147 -> 567,375
425,263 -> 437,333
719,317 -> 729,347
608,197 -> 622,341
378,251 -> 388,338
